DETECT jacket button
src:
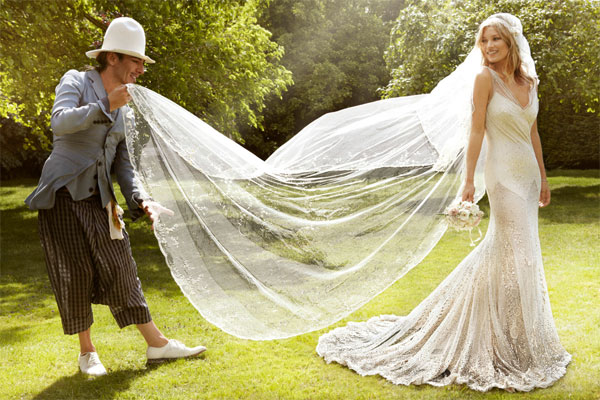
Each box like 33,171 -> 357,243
98,161 -> 102,166
93,174 -> 98,179
89,187 -> 94,193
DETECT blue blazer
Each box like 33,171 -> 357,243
26,69 -> 146,219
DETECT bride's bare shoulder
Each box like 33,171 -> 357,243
475,66 -> 493,82
473,67 -> 493,97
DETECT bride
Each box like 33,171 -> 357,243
316,13 -> 571,392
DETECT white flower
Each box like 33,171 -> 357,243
443,199 -> 485,232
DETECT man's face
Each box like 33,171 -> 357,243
111,54 -> 145,84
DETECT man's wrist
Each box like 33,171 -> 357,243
132,194 -> 153,209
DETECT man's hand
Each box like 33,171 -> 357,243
108,84 -> 132,111
141,200 -> 175,229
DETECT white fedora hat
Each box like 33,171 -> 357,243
86,17 -> 155,63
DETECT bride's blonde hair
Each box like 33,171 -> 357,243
476,16 -> 535,86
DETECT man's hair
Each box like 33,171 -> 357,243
92,52 -> 124,73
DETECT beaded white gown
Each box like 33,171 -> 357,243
316,69 -> 571,392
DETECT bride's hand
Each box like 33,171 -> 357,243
461,181 -> 475,202
539,181 -> 551,207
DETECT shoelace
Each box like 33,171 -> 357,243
169,339 -> 185,349
87,353 -> 102,367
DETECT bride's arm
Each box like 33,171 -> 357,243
530,119 -> 551,207
462,68 -> 493,202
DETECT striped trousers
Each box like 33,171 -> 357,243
38,191 -> 152,334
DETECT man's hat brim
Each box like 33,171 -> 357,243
86,48 -> 155,64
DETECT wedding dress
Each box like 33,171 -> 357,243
316,68 -> 572,392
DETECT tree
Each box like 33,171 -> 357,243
94,0 -> 292,139
242,0 -> 408,159
0,0 -> 292,174
0,0 -> 94,154
382,0 -> 599,168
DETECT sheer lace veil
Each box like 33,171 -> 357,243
479,13 -> 538,82
125,14 -> 536,340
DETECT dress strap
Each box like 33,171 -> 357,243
485,67 -> 534,109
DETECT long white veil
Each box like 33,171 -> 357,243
122,8 -> 548,339
124,47 -> 487,340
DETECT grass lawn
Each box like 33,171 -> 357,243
1,170 -> 598,399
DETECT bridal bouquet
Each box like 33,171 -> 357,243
444,201 -> 484,245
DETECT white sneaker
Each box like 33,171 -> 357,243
78,352 -> 107,376
146,339 -> 206,363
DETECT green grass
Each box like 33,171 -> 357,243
1,170 -> 599,399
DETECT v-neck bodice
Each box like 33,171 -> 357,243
487,67 -> 535,110
485,67 -> 538,139
484,66 -> 540,200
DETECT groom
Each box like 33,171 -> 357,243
25,17 -> 205,376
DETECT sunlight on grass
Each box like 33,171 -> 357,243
1,171 -> 598,399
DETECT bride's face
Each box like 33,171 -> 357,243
480,27 -> 509,65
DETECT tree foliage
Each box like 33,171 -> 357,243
242,0 -> 407,159
0,0 -> 93,152
1,0 -> 596,174
0,0 -> 292,173
382,0 -> 599,168
94,0 -> 292,137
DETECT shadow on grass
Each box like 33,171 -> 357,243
0,188 -> 17,198
540,184 -> 599,224
0,279 -> 53,323
31,366 -> 162,400
547,169 -> 599,178
0,324 -> 34,345
0,199 -> 54,323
